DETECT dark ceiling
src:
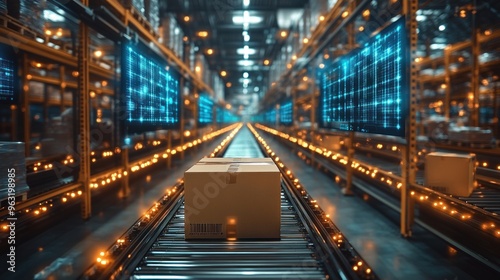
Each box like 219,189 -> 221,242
163,0 -> 309,105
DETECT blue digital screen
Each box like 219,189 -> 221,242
319,18 -> 408,137
265,109 -> 276,125
216,107 -> 240,124
279,100 -> 293,126
122,45 -> 180,132
198,93 -> 213,126
0,44 -> 16,104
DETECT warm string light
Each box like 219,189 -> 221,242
91,124 -> 243,268
253,124 -> 500,239
8,124 -> 241,221
247,123 -> 375,274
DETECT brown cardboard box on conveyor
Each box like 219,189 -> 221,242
184,158 -> 281,240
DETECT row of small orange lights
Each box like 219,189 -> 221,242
94,124 -> 243,269
255,124 -> 500,239
248,124 -> 374,278
1,124 -> 240,228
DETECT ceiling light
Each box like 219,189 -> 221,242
184,16 -> 190,22
243,89 -> 248,94
242,31 -> 248,36
237,47 -> 256,55
233,15 -> 263,24
439,25 -> 446,31
206,48 -> 214,55
263,59 -> 270,66
238,60 -> 254,66
226,82 -> 232,88
280,31 -> 287,38
94,50 -> 103,58
220,70 -> 227,77
254,86 -> 259,92
244,54 -> 249,59
319,15 -> 325,21
243,72 -> 249,78
243,0 -> 250,7
244,35 -> 250,41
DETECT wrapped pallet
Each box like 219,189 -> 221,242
20,0 -> 46,35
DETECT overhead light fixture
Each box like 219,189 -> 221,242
243,72 -> 249,78
280,31 -> 287,38
226,82 -> 232,88
439,25 -> 446,31
263,59 -> 270,66
243,89 -> 248,94
237,47 -> 256,55
184,16 -> 190,22
220,70 -> 227,77
244,35 -> 250,41
206,48 -> 214,55
232,11 -> 263,25
238,60 -> 254,66
244,54 -> 249,59
239,78 -> 251,83
243,0 -> 250,7
94,50 -> 103,58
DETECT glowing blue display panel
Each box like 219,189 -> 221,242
0,44 -> 17,104
198,94 -> 213,126
122,45 -> 180,133
279,100 -> 293,126
265,109 -> 276,125
216,107 -> 240,123
319,18 -> 408,137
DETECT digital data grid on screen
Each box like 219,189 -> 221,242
124,46 -> 179,126
320,19 -> 407,137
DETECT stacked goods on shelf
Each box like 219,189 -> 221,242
0,0 -> 6,14
448,125 -> 495,145
20,0 -> 46,35
149,0 -> 159,32
0,142 -> 29,202
425,115 -> 449,140
160,14 -> 184,58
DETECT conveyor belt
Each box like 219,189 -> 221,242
131,126 -> 327,279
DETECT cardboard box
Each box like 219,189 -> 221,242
184,161 -> 281,240
425,152 -> 476,197
198,157 -> 274,164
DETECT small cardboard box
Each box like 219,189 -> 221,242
184,161 -> 281,240
425,152 -> 476,197
198,157 -> 274,164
